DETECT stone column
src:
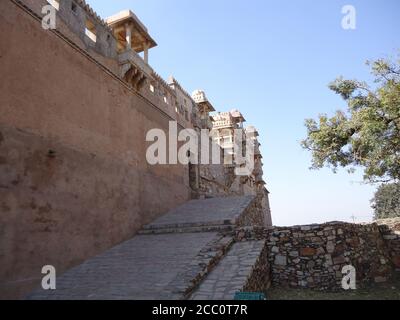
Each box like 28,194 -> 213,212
143,42 -> 149,64
125,23 -> 132,50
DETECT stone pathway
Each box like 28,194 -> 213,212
28,233 -> 218,300
27,196 -> 257,300
141,196 -> 255,232
190,241 -> 266,300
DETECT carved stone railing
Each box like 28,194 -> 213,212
213,120 -> 235,129
119,49 -> 153,76
118,49 -> 153,91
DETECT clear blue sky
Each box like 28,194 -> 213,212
89,0 -> 399,226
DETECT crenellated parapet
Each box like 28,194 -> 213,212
151,72 -> 177,103
168,77 -> 198,124
14,2 -> 210,128
35,0 -> 117,56
74,0 -> 112,30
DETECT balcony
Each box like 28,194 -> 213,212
118,49 -> 154,91
107,10 -> 157,91
213,119 -> 235,129
119,49 -> 153,78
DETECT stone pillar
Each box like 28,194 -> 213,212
125,23 -> 132,50
143,42 -> 149,64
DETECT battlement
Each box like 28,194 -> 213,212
168,77 -> 197,106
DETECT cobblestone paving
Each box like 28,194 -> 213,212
28,196 -> 257,300
28,233 -> 217,300
190,241 -> 266,300
144,196 -> 255,229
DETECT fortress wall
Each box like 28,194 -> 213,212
19,0 -> 119,73
0,0 -> 190,299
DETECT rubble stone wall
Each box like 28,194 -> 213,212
267,222 -> 393,290
378,219 -> 400,271
234,220 -> 398,292
243,241 -> 271,293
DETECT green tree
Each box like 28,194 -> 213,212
371,183 -> 400,219
301,55 -> 400,183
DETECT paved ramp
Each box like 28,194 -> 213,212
190,241 -> 266,300
28,196 -> 255,300
28,233 -> 217,300
142,196 -> 255,232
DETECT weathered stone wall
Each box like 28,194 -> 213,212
243,241 -> 271,292
262,189 -> 273,227
267,222 -> 393,290
199,164 -> 236,197
0,0 -> 190,299
236,195 -> 265,228
234,221 -> 397,291
377,219 -> 400,271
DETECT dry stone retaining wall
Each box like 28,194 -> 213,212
234,220 -> 399,292
267,222 -> 393,290
242,241 -> 271,292
377,219 -> 400,271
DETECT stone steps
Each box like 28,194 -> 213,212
138,195 -> 255,235
27,195 -> 258,300
141,219 -> 236,231
189,240 -> 267,300
143,196 -> 254,228
27,233 -> 221,300
138,224 -> 234,235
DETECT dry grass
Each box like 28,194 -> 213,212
267,273 -> 400,300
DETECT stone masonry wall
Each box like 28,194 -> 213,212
234,220 -> 399,292
236,195 -> 265,228
267,222 -> 393,290
243,241 -> 271,292
377,219 -> 400,271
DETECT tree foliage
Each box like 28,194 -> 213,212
301,55 -> 400,183
372,183 -> 400,220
